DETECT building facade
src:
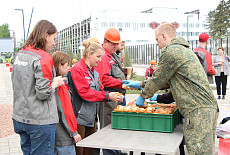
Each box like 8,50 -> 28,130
54,8 -> 209,54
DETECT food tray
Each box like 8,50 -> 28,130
111,108 -> 180,133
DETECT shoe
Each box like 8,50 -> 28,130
217,96 -> 221,99
222,95 -> 225,99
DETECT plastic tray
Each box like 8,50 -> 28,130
111,108 -> 180,133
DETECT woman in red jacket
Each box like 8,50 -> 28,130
52,51 -> 82,155
68,39 -> 122,155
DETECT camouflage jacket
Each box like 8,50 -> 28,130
141,37 -> 217,117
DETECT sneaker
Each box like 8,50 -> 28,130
222,95 -> 225,99
217,96 -> 221,99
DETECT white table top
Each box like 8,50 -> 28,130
76,124 -> 183,154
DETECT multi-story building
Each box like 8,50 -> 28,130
54,8 -> 209,54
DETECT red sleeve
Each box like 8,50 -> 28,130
57,85 -> 77,134
71,68 -> 107,102
205,52 -> 216,75
145,68 -> 148,79
96,55 -> 122,89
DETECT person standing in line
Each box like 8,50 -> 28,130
115,40 -> 126,106
52,51 -> 82,155
96,28 -> 128,155
11,20 -> 65,155
116,40 -> 125,58
145,60 -> 157,80
193,33 -> 217,84
67,39 -> 122,155
124,23 -> 219,155
213,47 -> 230,99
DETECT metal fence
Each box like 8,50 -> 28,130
126,38 -> 230,65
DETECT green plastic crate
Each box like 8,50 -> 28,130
111,108 -> 179,133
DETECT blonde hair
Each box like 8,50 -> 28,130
52,51 -> 70,76
82,39 -> 103,60
155,23 -> 176,38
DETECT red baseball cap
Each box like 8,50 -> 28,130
199,33 -> 210,42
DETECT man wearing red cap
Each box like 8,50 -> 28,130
193,33 -> 217,84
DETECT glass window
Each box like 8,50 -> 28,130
125,22 -> 130,27
117,22 -> 123,27
109,22 -> 115,27
101,22 -> 107,27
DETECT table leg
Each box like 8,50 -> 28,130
179,137 -> 185,155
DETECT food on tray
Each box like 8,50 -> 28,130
114,105 -> 125,112
130,106 -> 139,112
122,84 -> 130,90
137,108 -> 146,113
146,107 -> 155,113
150,103 -> 177,108
154,107 -> 175,114
123,106 -> 131,112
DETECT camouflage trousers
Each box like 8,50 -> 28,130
183,108 -> 219,155
98,101 -> 119,129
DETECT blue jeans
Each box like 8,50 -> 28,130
54,145 -> 76,155
13,119 -> 56,155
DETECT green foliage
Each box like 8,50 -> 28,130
206,0 -> 230,38
123,48 -> 132,67
0,23 -> 10,38
76,52 -> 81,62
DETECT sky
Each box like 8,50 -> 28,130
0,0 -> 221,45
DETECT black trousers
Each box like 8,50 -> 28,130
215,72 -> 227,95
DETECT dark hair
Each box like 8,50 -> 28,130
23,20 -> 57,51
52,51 -> 70,76
218,47 -> 224,51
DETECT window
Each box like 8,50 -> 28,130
140,23 -> 145,28
125,22 -> 130,27
196,23 -> 200,27
109,22 -> 115,27
101,22 -> 107,27
117,22 -> 123,27
119,28 -> 122,32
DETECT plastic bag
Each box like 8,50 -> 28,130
216,117 -> 230,139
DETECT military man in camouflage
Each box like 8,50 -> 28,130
124,23 -> 219,155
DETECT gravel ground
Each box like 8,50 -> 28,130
0,104 -> 15,138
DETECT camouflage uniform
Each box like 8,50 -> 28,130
141,37 -> 218,155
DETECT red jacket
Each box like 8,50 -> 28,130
71,59 -> 107,102
193,46 -> 215,75
96,46 -> 123,89
55,83 -> 78,146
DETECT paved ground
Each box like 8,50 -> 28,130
0,63 -> 230,155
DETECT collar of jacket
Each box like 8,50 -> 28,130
78,58 -> 95,74
102,45 -> 113,58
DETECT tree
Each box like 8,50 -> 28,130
76,51 -> 81,62
0,23 -> 10,38
123,49 -> 132,67
206,0 -> 230,38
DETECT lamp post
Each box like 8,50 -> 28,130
15,9 -> 25,43
186,15 -> 193,41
